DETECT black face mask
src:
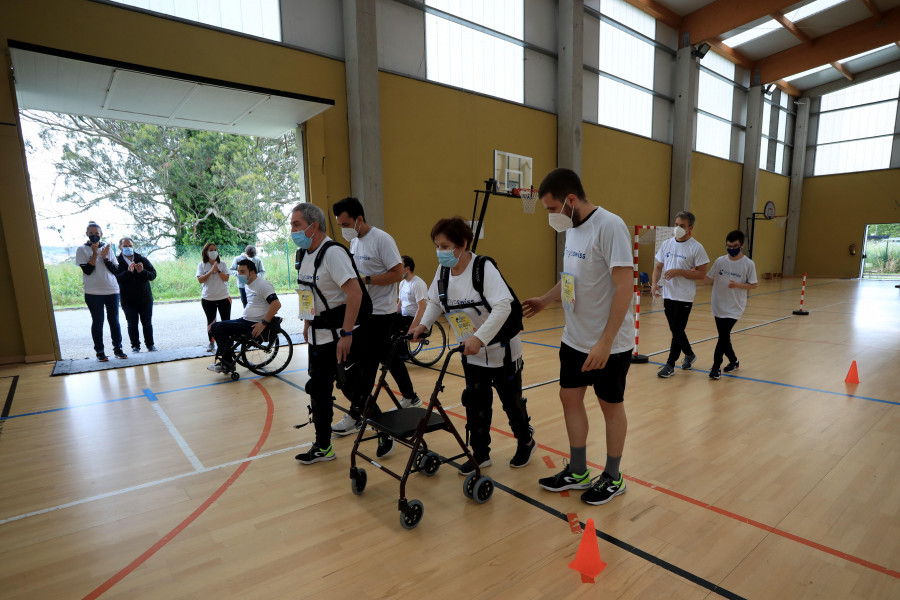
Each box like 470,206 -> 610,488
88,235 -> 101,244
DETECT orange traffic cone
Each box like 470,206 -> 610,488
845,361 -> 860,384
569,518 -> 607,583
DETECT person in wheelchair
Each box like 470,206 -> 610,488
207,259 -> 281,373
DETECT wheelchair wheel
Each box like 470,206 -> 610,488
241,327 -> 294,376
407,320 -> 447,367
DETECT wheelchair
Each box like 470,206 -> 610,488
214,316 -> 294,380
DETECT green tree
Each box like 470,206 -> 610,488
25,112 -> 301,253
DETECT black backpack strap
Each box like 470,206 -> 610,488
437,266 -> 451,312
472,255 -> 492,311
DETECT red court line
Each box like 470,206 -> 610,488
82,379 -> 275,600
441,407 -> 900,579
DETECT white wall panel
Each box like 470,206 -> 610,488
525,0 -> 556,51
280,0 -> 344,58
526,49 -> 557,112
376,0 -> 426,77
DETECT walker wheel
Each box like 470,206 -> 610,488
463,472 -> 477,499
230,371 -> 240,381
400,499 -> 424,529
422,452 -> 440,477
351,468 -> 367,495
473,477 -> 494,504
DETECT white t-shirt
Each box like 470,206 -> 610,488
655,237 -> 710,303
421,254 -> 522,368
708,255 -> 757,319
243,276 -> 277,322
76,243 -> 120,295
196,260 -> 230,301
297,238 -> 359,345
350,227 -> 402,315
399,275 -> 427,317
560,208 -> 635,355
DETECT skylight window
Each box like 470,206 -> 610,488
721,0 -> 849,49
784,64 -> 830,82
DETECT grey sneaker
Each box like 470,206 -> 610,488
681,354 -> 697,370
206,342 -> 215,352
657,364 -> 675,378
398,396 -> 422,409
331,413 -> 362,436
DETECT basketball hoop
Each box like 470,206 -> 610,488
513,188 -> 539,214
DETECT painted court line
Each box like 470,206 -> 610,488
144,388 -> 204,471
81,379 -> 276,600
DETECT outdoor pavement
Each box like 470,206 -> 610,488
54,292 -> 305,360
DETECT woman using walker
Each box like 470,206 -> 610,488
411,217 -> 536,475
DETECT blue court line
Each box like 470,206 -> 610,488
2,366 -> 309,420
144,388 -> 160,402
521,338 -> 896,407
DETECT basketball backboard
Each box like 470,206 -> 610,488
493,150 -> 533,193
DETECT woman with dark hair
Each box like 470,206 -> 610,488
196,242 -> 231,352
411,217 -> 536,475
75,221 -> 126,362
116,237 -> 158,352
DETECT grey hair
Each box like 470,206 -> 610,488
291,202 -> 326,232
119,236 -> 133,246
675,211 -> 695,228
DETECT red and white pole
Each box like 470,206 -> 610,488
792,273 -> 809,315
632,225 -> 650,363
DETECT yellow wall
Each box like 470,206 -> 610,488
689,152 -> 742,257
0,0 -> 350,362
379,73 -> 558,300
583,124 -> 671,277
798,169 -> 900,277
754,170 -> 790,276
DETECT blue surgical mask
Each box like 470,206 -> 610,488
122,247 -> 134,257
436,248 -> 459,268
237,274 -> 248,285
726,246 -> 741,257
292,224 -> 314,249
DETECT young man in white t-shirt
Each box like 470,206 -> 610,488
207,259 -> 281,372
331,198 -> 421,443
397,255 -> 428,333
697,230 -> 758,380
523,168 -> 635,506
290,202 -> 389,465
651,211 -> 709,378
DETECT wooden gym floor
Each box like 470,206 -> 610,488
0,278 -> 897,599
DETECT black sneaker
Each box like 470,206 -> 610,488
510,439 -> 536,468
295,444 -> 336,464
723,360 -> 740,373
681,354 -> 697,370
131,346 -> 141,353
147,345 -> 158,352
97,353 -> 109,363
538,461 -> 592,491
458,456 -> 491,476
581,471 -> 626,505
657,364 -> 675,378
114,349 -> 128,359
709,368 -> 721,380
376,433 -> 394,458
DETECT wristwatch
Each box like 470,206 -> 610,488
364,275 -> 371,285
339,328 -> 353,337
261,319 -> 270,325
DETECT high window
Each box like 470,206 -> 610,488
111,0 -> 282,41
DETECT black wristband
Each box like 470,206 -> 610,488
339,328 -> 353,337
365,275 -> 371,285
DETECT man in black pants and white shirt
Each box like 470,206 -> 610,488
331,197 -> 421,441
651,211 -> 709,378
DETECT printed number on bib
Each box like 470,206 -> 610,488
446,311 -> 476,343
298,289 -> 316,320
561,272 -> 576,311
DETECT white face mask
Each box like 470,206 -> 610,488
548,203 -> 574,233
673,226 -> 687,240
341,227 -> 358,242
208,251 -> 218,260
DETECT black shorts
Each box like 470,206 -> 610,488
559,342 -> 632,404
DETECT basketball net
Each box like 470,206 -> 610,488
514,188 -> 539,214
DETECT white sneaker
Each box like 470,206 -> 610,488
331,413 -> 361,436
207,363 -> 222,372
398,396 -> 422,409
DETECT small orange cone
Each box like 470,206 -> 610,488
845,361 -> 860,384
569,518 -> 607,582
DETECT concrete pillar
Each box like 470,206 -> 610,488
782,98 -> 810,275
556,0 -> 583,274
670,44 -> 699,225
342,0 -> 384,227
741,85 -> 764,245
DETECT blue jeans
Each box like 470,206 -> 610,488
84,293 -> 123,355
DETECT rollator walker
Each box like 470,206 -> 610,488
349,334 -> 494,529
